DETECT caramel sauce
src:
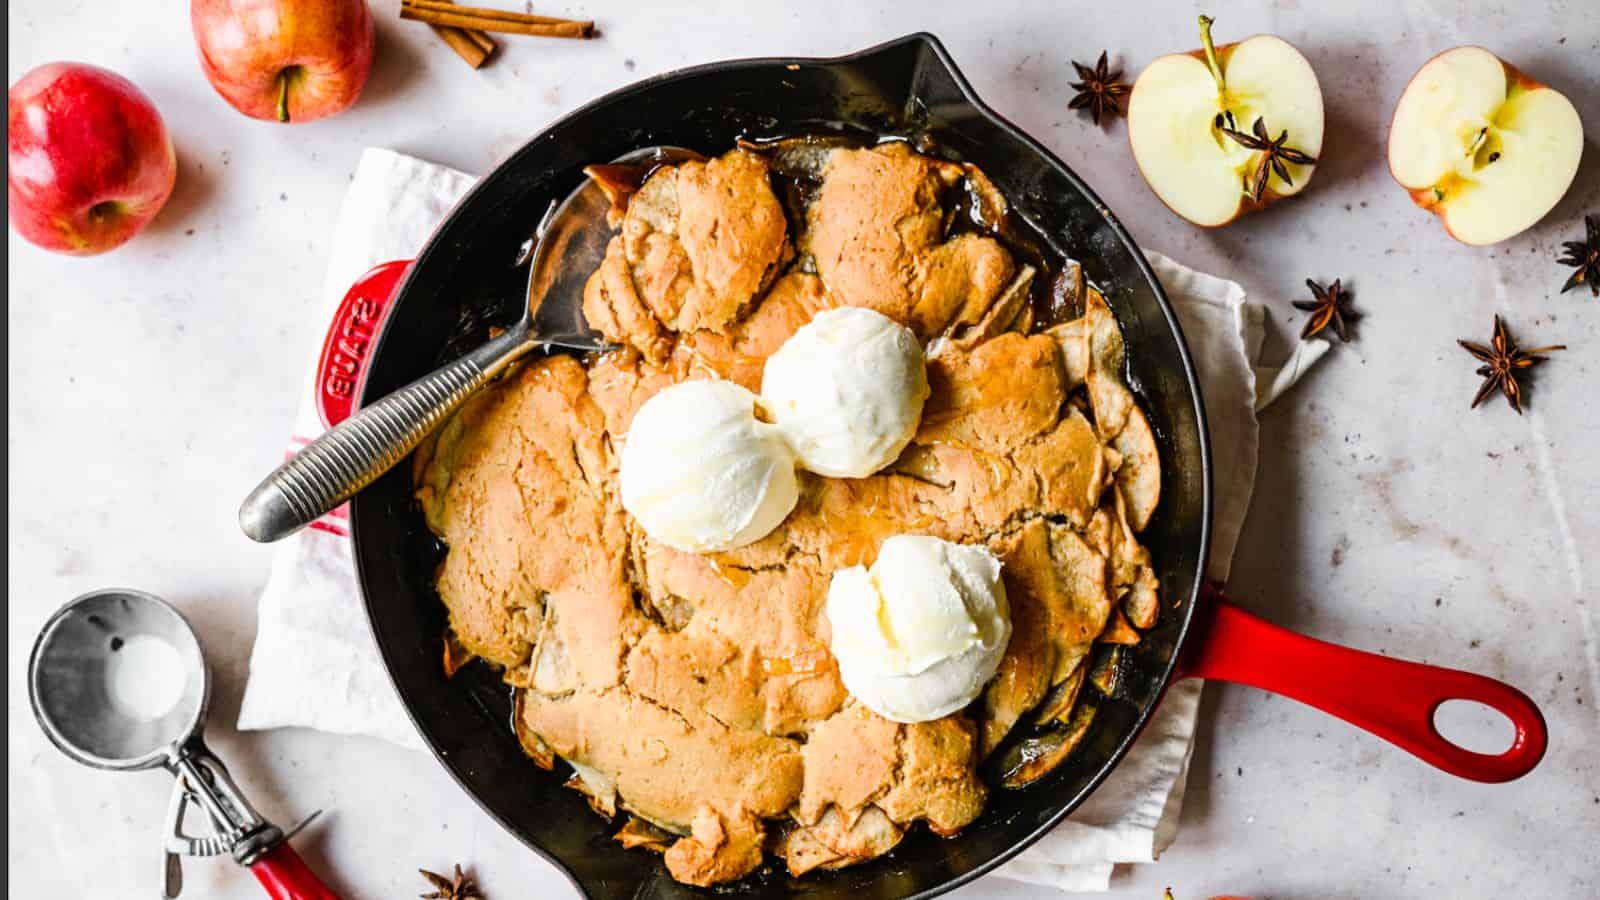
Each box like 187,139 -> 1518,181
583,147 -> 708,216
706,555 -> 753,589
760,646 -> 828,677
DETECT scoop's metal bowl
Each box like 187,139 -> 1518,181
29,589 -> 211,772
350,33 -> 1211,899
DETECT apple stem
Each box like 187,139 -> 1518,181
275,69 -> 291,123
1197,15 -> 1228,98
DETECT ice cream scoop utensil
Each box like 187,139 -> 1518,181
28,588 -> 334,898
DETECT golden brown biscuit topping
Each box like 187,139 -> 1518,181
582,149 -> 792,361
418,142 -> 1163,886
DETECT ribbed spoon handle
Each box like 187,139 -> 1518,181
239,330 -> 530,542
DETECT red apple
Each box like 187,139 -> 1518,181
191,0 -> 375,123
8,63 -> 178,256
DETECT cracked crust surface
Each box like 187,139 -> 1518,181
419,144 -> 1162,886
805,143 -> 1016,339
582,149 -> 792,362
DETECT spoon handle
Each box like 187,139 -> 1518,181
239,328 -> 532,543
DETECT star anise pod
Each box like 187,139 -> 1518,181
1457,315 -> 1565,415
419,864 -> 484,900
1216,115 -> 1318,203
1557,213 -> 1598,296
1069,51 -> 1130,126
1293,278 -> 1360,341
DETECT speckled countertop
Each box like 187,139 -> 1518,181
8,2 -> 1598,898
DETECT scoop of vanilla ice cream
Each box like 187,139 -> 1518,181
761,307 -> 929,478
825,534 -> 1011,723
620,379 -> 799,553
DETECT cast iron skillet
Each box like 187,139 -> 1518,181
348,34 -> 1548,900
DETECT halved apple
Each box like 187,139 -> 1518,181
1388,46 -> 1582,246
1129,17 -> 1324,227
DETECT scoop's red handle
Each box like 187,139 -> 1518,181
248,841 -> 340,900
1176,587 -> 1547,783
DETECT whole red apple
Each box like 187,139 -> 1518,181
192,0 -> 375,123
8,63 -> 178,256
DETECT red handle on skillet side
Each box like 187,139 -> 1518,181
1176,585 -> 1547,783
248,841 -> 340,900
315,259 -> 414,429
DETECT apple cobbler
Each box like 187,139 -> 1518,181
413,140 -> 1163,886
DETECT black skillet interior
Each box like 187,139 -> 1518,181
351,33 -> 1212,900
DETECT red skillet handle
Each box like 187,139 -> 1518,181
248,841 -> 340,900
314,259 -> 414,430
1177,589 -> 1547,783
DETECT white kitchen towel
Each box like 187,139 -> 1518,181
236,148 -> 475,751
236,148 -> 1327,890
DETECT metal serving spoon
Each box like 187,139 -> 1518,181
238,146 -> 692,543
29,589 -> 333,898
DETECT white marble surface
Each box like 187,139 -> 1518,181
8,2 -> 1599,898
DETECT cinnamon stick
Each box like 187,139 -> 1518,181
431,23 -> 495,68
464,27 -> 497,55
403,0 -> 591,27
426,0 -> 495,68
399,1 -> 595,39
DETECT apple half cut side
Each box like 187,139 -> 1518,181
1388,46 -> 1582,246
1129,34 -> 1324,227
